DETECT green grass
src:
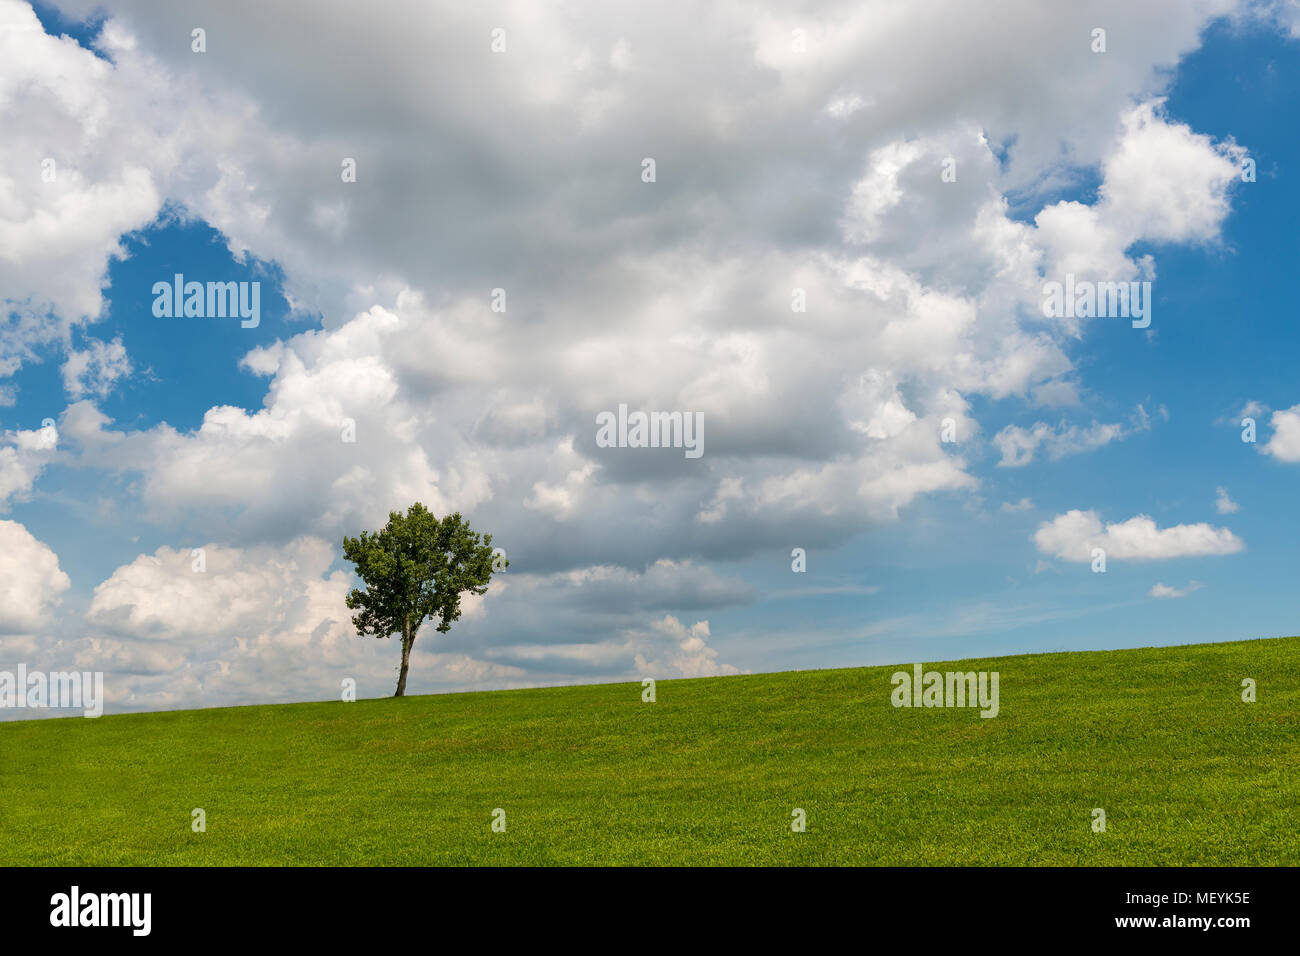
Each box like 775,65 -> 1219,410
2,637 -> 1297,865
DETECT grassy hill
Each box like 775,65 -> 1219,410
2,637 -> 1297,865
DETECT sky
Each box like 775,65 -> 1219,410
2,0 -> 1300,717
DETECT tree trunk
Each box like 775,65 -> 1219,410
394,622 -> 414,697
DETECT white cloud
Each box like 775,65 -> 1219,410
0,0 -> 1279,710
73,533 -> 756,712
994,420 -> 1125,467
61,336 -> 132,399
1034,510 -> 1244,562
7,1 -> 1263,570
0,519 -> 70,634
1148,580 -> 1205,599
1034,99 -> 1244,298
65,302 -> 495,543
1263,403 -> 1300,462
0,1 -> 167,359
0,420 -> 58,511
1098,100 -> 1246,245
82,537 -> 520,710
994,403 -> 1160,467
522,438 -> 598,521
631,615 -> 740,679
1264,0 -> 1300,37
1215,486 -> 1239,514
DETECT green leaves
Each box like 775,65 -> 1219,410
342,504 -> 504,642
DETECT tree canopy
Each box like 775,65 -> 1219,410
342,504 -> 503,696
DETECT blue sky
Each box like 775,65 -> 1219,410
3,1 -> 1300,715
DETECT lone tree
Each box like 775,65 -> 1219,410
342,504 -> 504,697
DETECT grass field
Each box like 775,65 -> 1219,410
2,637 -> 1297,865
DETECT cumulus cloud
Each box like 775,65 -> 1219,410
631,616 -> 740,679
1263,403 -> 1300,462
1034,99 -> 1245,297
62,303 -> 494,544
1215,486 -> 1240,514
42,0 -> 1245,317
1097,99 -> 1246,245
0,419 -> 58,510
72,536 -> 754,711
82,537 -> 452,709
0,2 -> 166,368
0,0 -> 1277,706
58,277 -> 986,565
1033,510 -> 1244,562
995,403 -> 1165,467
60,336 -> 132,399
0,519 -> 70,634
12,1 -> 1260,571
994,420 -> 1125,467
